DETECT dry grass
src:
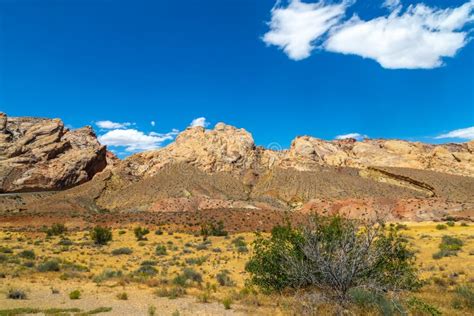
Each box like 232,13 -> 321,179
0,222 -> 472,315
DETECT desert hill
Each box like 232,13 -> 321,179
0,113 -> 473,228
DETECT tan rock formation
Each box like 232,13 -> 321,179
0,113 -> 107,192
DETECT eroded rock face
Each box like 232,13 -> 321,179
0,113 -> 107,192
121,123 -> 474,178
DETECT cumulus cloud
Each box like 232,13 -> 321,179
325,1 -> 474,69
99,128 -> 179,152
263,0 -> 474,69
435,126 -> 474,140
262,0 -> 350,60
95,120 -> 132,129
189,117 -> 210,128
335,132 -> 368,140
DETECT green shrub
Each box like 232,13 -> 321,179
116,292 -> 128,300
433,235 -> 463,259
173,268 -> 202,286
93,269 -> 123,282
69,290 -> 81,300
111,247 -> 133,255
436,224 -> 447,230
7,289 -> 27,300
407,297 -> 442,316
155,286 -> 186,299
46,223 -> 67,236
0,246 -> 13,253
134,227 -> 150,241
91,226 -> 112,245
37,260 -> 60,272
155,244 -> 167,256
446,221 -> 455,227
246,216 -> 420,299
155,229 -> 163,235
216,270 -> 235,287
18,250 -> 35,260
222,297 -> 232,310
454,285 -> 474,309
135,265 -> 158,276
185,256 -> 208,266
58,238 -> 73,246
200,220 -> 228,237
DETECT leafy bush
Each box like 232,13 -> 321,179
18,250 -> 35,260
185,256 -> 208,266
46,223 -> 67,236
155,229 -> 163,235
246,216 -> 420,300
446,221 -> 455,227
216,270 -> 235,287
436,224 -> 447,230
69,290 -> 81,300
134,227 -> 150,241
407,297 -> 442,316
173,268 -> 202,286
37,259 -> 60,272
0,246 -> 13,253
222,297 -> 233,310
116,292 -> 128,300
155,286 -> 186,299
91,226 -> 112,245
200,220 -> 228,238
93,269 -> 123,282
433,235 -> 463,259
453,285 -> 474,309
111,247 -> 133,255
135,265 -> 158,276
7,289 -> 27,300
155,244 -> 167,256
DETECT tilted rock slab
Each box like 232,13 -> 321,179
0,113 -> 107,192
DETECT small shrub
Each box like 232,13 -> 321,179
436,224 -> 447,230
185,256 -> 208,266
446,221 -> 455,227
116,292 -> 128,300
7,289 -> 27,300
200,220 -> 228,238
454,285 -> 474,309
216,270 -> 235,287
93,269 -> 123,282
69,290 -> 81,300
155,244 -> 167,256
37,260 -> 60,272
135,265 -> 158,276
91,226 -> 112,245
58,238 -> 73,246
407,297 -> 442,316
148,305 -> 156,316
197,290 -> 211,303
433,235 -> 463,259
134,227 -> 150,241
46,223 -> 67,236
173,268 -> 202,286
111,247 -> 133,255
155,229 -> 163,235
460,222 -> 469,227
0,246 -> 13,253
18,250 -> 35,260
155,286 -> 186,299
222,297 -> 233,310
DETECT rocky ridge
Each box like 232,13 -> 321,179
0,113 -> 107,192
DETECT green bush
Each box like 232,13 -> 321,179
436,224 -> 447,230
7,289 -> 27,300
155,286 -> 186,299
46,223 -> 67,236
433,235 -> 463,259
69,290 -> 81,300
111,247 -> 133,255
454,285 -> 474,309
173,268 -> 202,286
200,220 -> 228,237
135,265 -> 158,276
134,227 -> 150,241
222,297 -> 232,310
37,260 -> 60,272
446,221 -> 455,227
407,297 -> 442,316
246,216 -> 420,299
155,244 -> 167,256
18,250 -> 35,260
116,292 -> 128,300
216,270 -> 235,287
91,226 -> 112,245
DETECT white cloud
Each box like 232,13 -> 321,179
189,117 -> 209,128
151,121 -> 156,127
335,132 -> 368,140
95,120 -> 132,129
435,126 -> 474,140
383,0 -> 400,10
98,128 -> 179,152
325,1 -> 474,69
262,0 -> 350,60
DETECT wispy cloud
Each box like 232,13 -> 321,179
95,120 -> 132,129
98,128 -> 179,152
335,132 -> 367,140
435,126 -> 474,140
189,117 -> 210,128
263,0 -> 474,69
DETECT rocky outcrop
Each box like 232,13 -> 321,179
0,113 -> 107,192
120,122 -> 474,179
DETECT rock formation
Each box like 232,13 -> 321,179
0,113 -> 107,192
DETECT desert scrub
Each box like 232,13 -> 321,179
155,244 -> 167,256
452,285 -> 474,310
18,249 -> 35,260
116,292 -> 128,300
0,246 -> 13,253
200,220 -> 228,238
37,259 -> 60,272
7,289 -> 27,300
222,297 -> 233,310
91,226 -> 112,245
111,247 -> 133,255
216,270 -> 235,286
433,235 -> 463,259
46,223 -> 67,236
435,224 -> 447,230
93,269 -> 123,283
185,255 -> 208,266
155,286 -> 186,299
246,216 -> 420,299
173,268 -> 203,287
134,227 -> 150,241
69,289 -> 81,300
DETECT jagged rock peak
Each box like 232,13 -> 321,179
0,112 -> 108,192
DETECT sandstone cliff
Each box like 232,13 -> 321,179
0,113 -> 107,192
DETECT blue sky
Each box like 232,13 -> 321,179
0,0 -> 473,157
